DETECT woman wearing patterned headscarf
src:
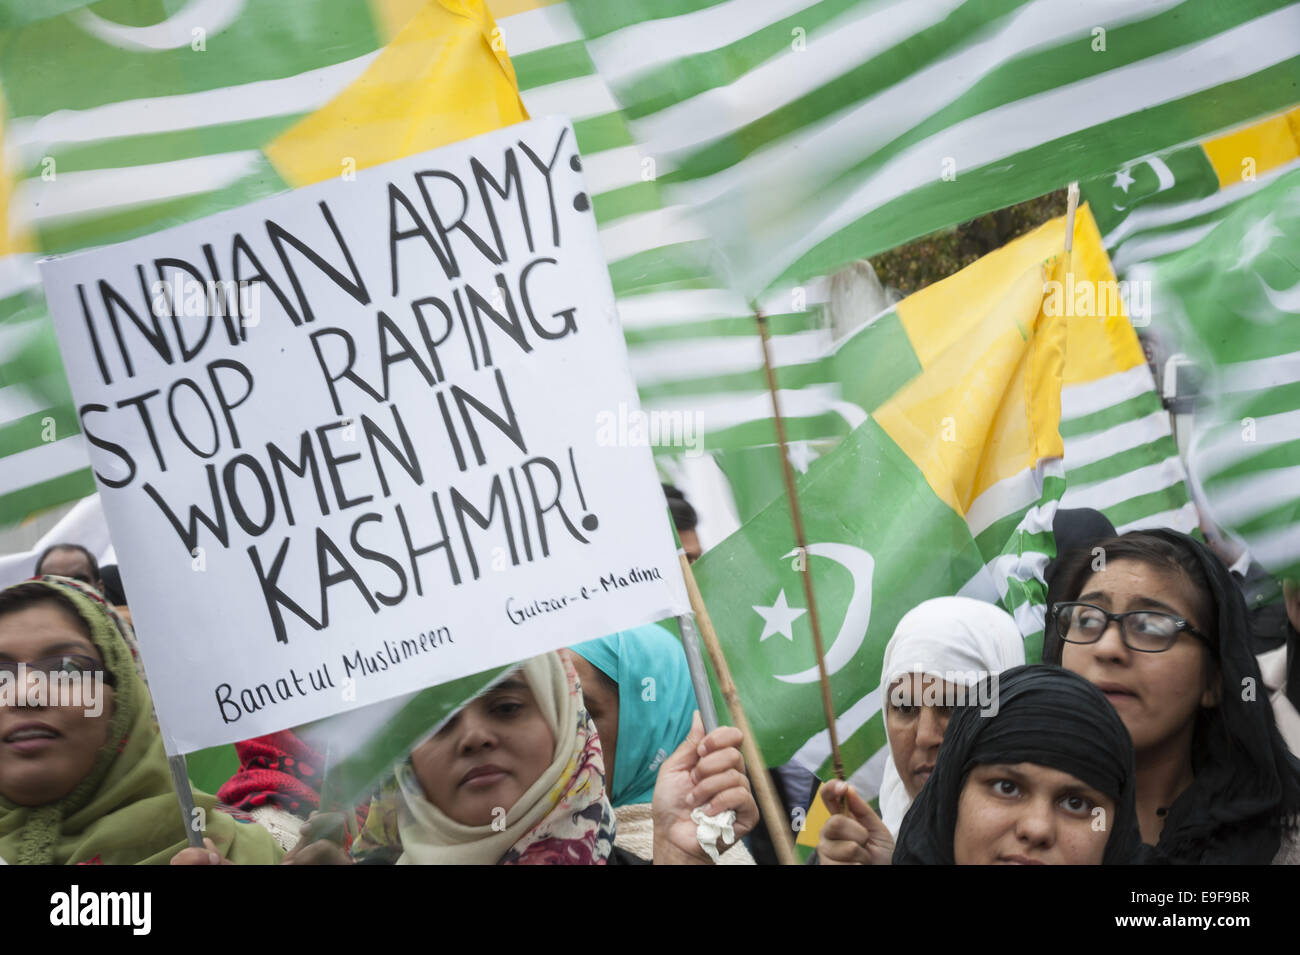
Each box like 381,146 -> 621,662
347,651 -> 758,865
0,577 -> 282,865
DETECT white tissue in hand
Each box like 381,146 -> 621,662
690,807 -> 737,862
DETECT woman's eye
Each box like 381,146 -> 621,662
1060,794 -> 1094,816
992,779 -> 1019,797
492,701 -> 523,716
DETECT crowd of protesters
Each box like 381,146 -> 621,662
2,483 -> 1299,865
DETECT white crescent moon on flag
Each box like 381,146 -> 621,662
1241,271 -> 1300,323
774,543 -> 874,684
72,0 -> 246,51
1113,156 -> 1177,211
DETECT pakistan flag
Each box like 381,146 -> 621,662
1137,166 -> 1300,582
693,208 -> 1137,793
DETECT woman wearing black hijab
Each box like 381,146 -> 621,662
1046,529 -> 1300,864
893,665 -> 1143,865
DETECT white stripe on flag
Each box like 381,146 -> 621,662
0,435 -> 89,495
590,0 -> 857,89
1199,464 -> 1300,528
11,152 -> 263,229
1242,521 -> 1300,572
518,75 -> 619,123
497,4 -> 582,57
642,384 -> 839,433
1064,410 -> 1171,470
791,684 -> 882,776
1115,501 -> 1199,535
1061,457 -> 1189,513
965,459 -> 1063,538
598,206 -> 709,262
1110,222 -> 1219,272
0,255 -> 40,300
1061,365 -> 1156,419
0,384 -> 44,424
7,53 -> 380,160
627,327 -> 829,385
1217,349 -> 1300,393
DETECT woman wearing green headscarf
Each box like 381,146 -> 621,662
0,577 -> 282,865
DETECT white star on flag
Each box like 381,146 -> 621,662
1232,213 -> 1284,271
1113,168 -> 1136,193
753,589 -> 807,642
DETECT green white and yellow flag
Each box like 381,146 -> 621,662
0,0 -> 527,527
563,0 -> 1300,297
1082,106 -> 1300,276
693,209 -> 1109,794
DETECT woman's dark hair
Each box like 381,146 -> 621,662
1049,531 -> 1219,654
662,484 -> 697,532
34,543 -> 100,585
0,581 -> 93,643
1045,528 -> 1300,863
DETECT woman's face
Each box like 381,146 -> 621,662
1060,559 -> 1217,753
953,762 -> 1115,864
560,652 -> 618,793
410,675 -> 555,826
0,603 -> 114,807
885,673 -> 958,798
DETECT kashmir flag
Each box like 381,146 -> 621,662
560,0 -> 1300,299
0,0 -> 526,528
1137,166 -> 1300,582
1081,106 -> 1300,276
495,1 -> 839,458
692,208 -> 1122,796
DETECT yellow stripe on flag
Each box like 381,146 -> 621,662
1060,204 -> 1146,387
1203,107 -> 1300,189
0,91 -> 34,257
877,220 -> 1088,516
369,0 -> 430,41
267,0 -> 528,189
796,788 -> 832,850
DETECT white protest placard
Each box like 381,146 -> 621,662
39,117 -> 689,753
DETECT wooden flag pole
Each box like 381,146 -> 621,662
753,308 -> 846,782
679,553 -> 799,866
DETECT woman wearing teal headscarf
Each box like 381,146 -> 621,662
566,623 -> 754,863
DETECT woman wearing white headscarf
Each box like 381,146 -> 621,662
876,597 -> 1026,836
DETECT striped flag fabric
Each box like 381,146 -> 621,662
0,0 -> 526,528
499,0 -> 838,457
563,0 -> 1300,298
1081,107 -> 1300,276
688,209 -> 1144,796
1142,166 -> 1300,582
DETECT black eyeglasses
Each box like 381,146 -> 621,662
1052,602 -> 1212,654
0,655 -> 116,687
